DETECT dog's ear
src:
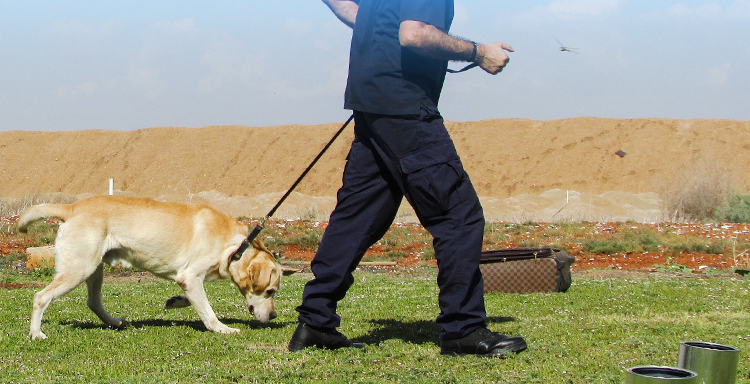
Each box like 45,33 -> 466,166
281,266 -> 301,276
252,237 -> 273,254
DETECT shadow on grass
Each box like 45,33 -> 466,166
61,318 -> 293,332
355,316 -> 516,345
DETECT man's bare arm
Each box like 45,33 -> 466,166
399,20 -> 514,75
322,0 -> 358,28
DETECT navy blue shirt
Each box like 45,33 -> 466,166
344,0 -> 454,116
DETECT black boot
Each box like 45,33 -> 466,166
440,327 -> 527,357
288,322 -> 365,352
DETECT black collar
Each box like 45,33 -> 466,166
231,224 -> 265,263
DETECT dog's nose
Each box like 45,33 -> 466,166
248,305 -> 254,315
269,311 -> 277,320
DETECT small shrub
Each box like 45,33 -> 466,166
715,193 -> 750,223
517,240 -> 544,248
264,225 -> 323,252
654,259 -> 693,274
28,264 -> 56,280
274,228 -> 323,251
544,221 -> 591,238
420,248 -> 435,260
378,227 -> 413,249
665,239 -> 727,256
658,157 -> 731,221
377,250 -> 407,261
0,252 -> 27,275
620,227 -> 662,253
583,239 -> 635,255
14,222 -> 59,247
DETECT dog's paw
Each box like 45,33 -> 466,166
165,296 -> 191,309
215,325 -> 241,334
30,331 -> 47,340
108,317 -> 128,330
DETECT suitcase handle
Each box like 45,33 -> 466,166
480,247 -> 557,263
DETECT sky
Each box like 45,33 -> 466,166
1,0 -> 749,131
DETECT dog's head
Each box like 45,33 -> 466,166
228,238 -> 297,323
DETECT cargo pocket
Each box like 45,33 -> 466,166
400,143 -> 468,219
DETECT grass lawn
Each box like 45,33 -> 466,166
0,271 -> 748,383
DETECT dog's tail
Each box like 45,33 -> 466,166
17,203 -> 73,233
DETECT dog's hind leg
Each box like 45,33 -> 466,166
30,222 -> 106,340
87,263 -> 127,329
29,270 -> 90,340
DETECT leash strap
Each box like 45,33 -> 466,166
265,114 -> 355,219
447,63 -> 478,73
231,114 -> 355,261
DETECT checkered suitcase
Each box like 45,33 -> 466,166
479,248 -> 575,293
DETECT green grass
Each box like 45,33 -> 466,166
1,272 -> 748,383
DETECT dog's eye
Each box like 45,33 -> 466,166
266,289 -> 276,297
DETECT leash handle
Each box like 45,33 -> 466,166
447,63 -> 478,73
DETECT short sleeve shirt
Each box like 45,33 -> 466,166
344,0 -> 455,116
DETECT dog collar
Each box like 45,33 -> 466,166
230,224 -> 265,263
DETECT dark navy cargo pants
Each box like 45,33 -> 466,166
296,108 -> 487,340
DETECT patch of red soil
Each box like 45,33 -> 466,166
572,251 -> 735,271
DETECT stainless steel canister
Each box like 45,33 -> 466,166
678,341 -> 740,384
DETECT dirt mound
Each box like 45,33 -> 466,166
2,118 -> 749,221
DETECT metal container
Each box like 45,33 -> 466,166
625,366 -> 698,383
678,341 -> 740,384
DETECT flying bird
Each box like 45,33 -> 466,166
554,36 -> 579,54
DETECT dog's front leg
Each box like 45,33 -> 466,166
176,275 -> 239,334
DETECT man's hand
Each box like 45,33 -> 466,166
476,42 -> 514,75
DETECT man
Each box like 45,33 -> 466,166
288,0 -> 527,357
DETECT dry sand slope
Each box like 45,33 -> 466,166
2,118 -> 749,222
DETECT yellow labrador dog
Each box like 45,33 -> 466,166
18,195 -> 294,340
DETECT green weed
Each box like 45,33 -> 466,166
654,259 -> 693,274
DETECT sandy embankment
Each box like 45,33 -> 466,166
2,118 -> 748,222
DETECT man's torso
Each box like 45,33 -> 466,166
344,0 -> 454,116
